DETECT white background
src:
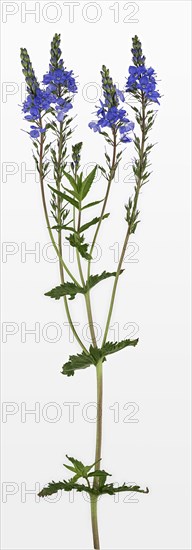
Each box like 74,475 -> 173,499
1,1 -> 191,549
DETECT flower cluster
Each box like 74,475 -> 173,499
42,33 -> 77,122
89,65 -> 134,143
126,36 -> 160,104
20,34 -> 78,138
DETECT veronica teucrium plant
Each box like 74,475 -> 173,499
20,34 -> 160,550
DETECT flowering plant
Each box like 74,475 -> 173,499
20,34 -> 160,549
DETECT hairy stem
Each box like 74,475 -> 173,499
102,94 -> 146,346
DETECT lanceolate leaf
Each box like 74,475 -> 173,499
63,170 -> 76,190
79,213 -> 109,233
81,166 -> 97,199
48,185 -> 79,209
81,199 -> 104,210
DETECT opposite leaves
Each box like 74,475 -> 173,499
38,454 -> 148,498
45,270 -> 124,301
62,338 -> 139,376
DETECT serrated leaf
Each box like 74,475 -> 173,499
101,338 -> 139,357
100,483 -> 149,496
38,480 -> 92,498
85,270 -> 124,293
66,233 -> 92,260
81,166 -> 97,199
38,479 -> 149,498
62,335 -> 138,377
45,281 -> 84,301
45,270 -> 122,303
62,350 -> 94,376
79,213 -> 109,233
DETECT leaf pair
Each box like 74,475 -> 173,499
45,270 -> 124,301
38,479 -> 149,498
62,338 -> 139,377
38,456 -> 149,498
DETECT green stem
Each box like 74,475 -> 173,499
90,496 -> 100,550
56,124 -> 87,353
75,197 -> 97,348
102,94 -> 146,346
90,357 -> 103,550
87,128 -> 117,281
39,133 -> 80,287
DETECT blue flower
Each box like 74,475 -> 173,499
21,34 -> 78,138
126,36 -> 160,104
89,65 -> 134,144
29,125 -> 46,139
126,65 -> 160,103
57,102 -> 73,121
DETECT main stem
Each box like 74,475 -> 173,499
90,357 -> 103,550
89,130 -> 117,549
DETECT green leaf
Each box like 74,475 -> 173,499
87,469 -> 111,478
38,480 -> 93,498
63,170 -> 76,190
101,338 -> 139,357
45,270 -> 122,303
81,166 -> 97,199
38,479 -> 149,498
64,456 -> 101,479
100,483 -> 149,496
85,270 -> 124,293
87,469 -> 111,488
66,233 -> 92,260
62,186 -> 79,200
62,336 -> 138,377
62,350 -> 95,376
81,198 -> 104,210
65,456 -> 85,474
44,281 -> 84,301
79,213 -> 109,233
48,185 -> 79,209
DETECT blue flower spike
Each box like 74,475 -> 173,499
126,35 -> 160,104
89,65 -> 134,144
